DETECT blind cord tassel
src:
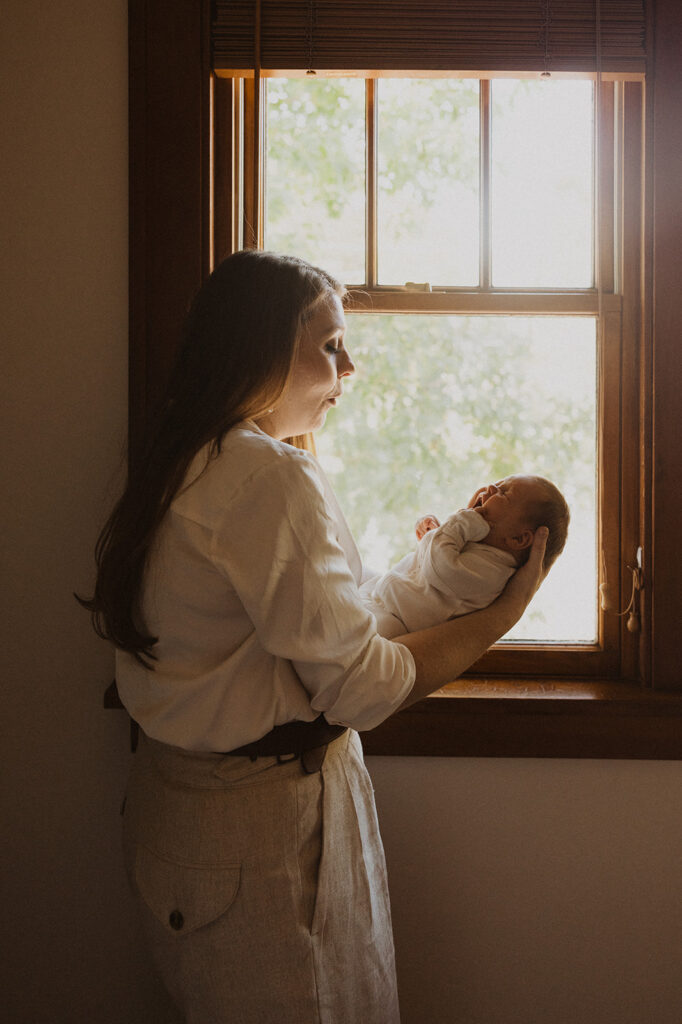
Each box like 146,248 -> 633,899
600,550 -> 643,633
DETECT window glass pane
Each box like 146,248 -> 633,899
377,79 -> 479,286
264,78 -> 365,284
491,80 -> 593,288
317,315 -> 597,643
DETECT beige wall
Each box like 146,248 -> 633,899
370,756 -> 682,1024
2,2 -> 177,1021
2,2 -> 681,1022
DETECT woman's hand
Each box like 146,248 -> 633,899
497,526 -> 549,623
467,485 -> 489,510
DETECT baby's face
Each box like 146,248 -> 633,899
470,475 -> 543,551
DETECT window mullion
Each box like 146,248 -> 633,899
233,79 -> 244,253
620,80 -> 645,683
598,305 -> 625,677
211,76 -> 243,261
345,288 -> 614,316
366,79 -> 378,288
479,78 -> 491,289
242,77 -> 264,249
597,80 -> 615,293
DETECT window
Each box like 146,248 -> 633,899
128,0 -> 682,758
231,71 -> 640,682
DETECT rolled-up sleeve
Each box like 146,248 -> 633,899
210,453 -> 415,731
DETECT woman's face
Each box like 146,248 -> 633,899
257,292 -> 355,440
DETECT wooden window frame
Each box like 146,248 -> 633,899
248,74 -> 636,685
127,0 -> 682,758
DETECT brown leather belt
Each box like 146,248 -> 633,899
225,714 -> 348,773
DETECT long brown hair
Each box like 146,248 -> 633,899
79,250 -> 343,665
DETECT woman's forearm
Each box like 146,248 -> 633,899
393,593 -> 521,709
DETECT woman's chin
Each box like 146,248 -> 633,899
290,405 -> 334,437
312,408 -> 330,431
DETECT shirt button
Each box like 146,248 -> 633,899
169,910 -> 184,931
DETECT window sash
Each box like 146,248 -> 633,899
241,75 -> 622,285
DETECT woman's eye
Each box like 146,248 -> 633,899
326,342 -> 340,354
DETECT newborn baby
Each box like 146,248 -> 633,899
360,474 -> 569,639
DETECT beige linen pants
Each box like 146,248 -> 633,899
122,729 -> 400,1024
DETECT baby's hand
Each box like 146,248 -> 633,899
415,514 -> 440,540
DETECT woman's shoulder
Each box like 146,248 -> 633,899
220,420 -> 318,483
172,422 -> 321,526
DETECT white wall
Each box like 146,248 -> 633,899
2,3 -> 681,1022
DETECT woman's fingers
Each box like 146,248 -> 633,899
523,526 -> 549,590
502,526 -> 549,613
528,525 -> 549,580
467,486 -> 488,510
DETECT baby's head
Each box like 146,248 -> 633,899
472,474 -> 570,570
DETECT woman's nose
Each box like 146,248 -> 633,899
338,348 -> 355,377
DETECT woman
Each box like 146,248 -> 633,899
83,250 -> 546,1023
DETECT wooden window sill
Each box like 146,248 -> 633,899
360,679 -> 682,760
106,678 -> 682,760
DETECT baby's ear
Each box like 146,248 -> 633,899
508,528 -> 534,551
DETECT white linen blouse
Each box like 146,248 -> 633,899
115,421 -> 416,752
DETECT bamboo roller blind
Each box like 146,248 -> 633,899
212,0 -> 647,75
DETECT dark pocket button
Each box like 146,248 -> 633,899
169,909 -> 184,931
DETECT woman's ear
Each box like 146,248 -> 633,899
508,529 -> 534,552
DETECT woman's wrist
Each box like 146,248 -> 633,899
491,589 -> 527,634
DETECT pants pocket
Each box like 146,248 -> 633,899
134,843 -> 241,937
